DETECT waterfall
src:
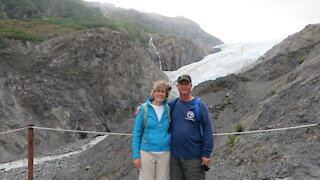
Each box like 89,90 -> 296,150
148,36 -> 162,71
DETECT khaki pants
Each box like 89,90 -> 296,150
139,151 -> 170,180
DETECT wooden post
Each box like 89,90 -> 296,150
28,125 -> 34,180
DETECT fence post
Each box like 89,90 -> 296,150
28,125 -> 34,180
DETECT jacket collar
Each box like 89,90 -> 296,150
146,97 -> 168,106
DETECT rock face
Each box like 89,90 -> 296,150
87,2 -> 223,48
2,19 -> 319,180
193,23 -> 320,180
145,34 -> 205,71
86,2 -> 224,70
141,14 -> 224,48
0,28 -> 167,163
11,24 -> 318,180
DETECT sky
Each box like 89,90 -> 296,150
84,0 -> 320,43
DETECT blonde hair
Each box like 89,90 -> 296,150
150,80 -> 171,98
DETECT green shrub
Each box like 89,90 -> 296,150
226,96 -> 232,104
227,134 -> 240,148
235,122 -> 244,132
226,122 -> 244,148
298,57 -> 306,64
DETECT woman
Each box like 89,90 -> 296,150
132,80 -> 172,180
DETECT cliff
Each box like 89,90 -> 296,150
145,34 -> 205,71
1,24 -> 315,180
86,2 -> 224,70
193,23 -> 320,180
86,2 -> 223,48
0,28 -> 167,164
48,24 -> 320,180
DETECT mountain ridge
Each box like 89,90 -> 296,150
193,23 -> 320,180
0,0 -> 223,70
86,1 -> 223,48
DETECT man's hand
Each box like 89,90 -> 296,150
135,105 -> 141,115
201,157 -> 211,166
133,158 -> 141,168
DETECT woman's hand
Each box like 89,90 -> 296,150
133,159 -> 141,168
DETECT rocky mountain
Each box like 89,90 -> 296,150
0,28 -> 167,164
85,2 -> 224,70
0,0 -> 224,71
2,1 -> 319,180
85,2 -> 223,48
1,23 -> 317,180
0,1 -> 226,178
193,23 -> 320,179
42,24 -> 320,180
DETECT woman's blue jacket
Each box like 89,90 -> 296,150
132,98 -> 171,159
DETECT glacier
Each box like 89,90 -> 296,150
164,39 -> 283,87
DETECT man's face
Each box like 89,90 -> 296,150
177,80 -> 192,95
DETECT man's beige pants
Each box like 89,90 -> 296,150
139,150 -> 170,180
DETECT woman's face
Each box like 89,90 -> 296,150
153,89 -> 166,103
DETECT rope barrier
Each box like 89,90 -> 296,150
213,123 -> 319,136
28,123 -> 319,136
0,127 -> 26,135
1,123 -> 318,136
32,126 -> 133,136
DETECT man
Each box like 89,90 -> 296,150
169,74 -> 214,180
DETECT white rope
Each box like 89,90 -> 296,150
0,127 -> 27,135
30,123 -> 319,136
1,123 -> 318,136
213,123 -> 319,136
32,126 -> 133,136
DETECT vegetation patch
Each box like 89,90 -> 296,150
298,57 -> 306,64
29,17 -> 119,31
235,122 -> 244,132
226,96 -> 232,104
226,122 -> 244,148
287,47 -> 312,65
0,20 -> 42,43
3,19 -> 73,39
227,134 -> 241,148
1,0 -> 158,45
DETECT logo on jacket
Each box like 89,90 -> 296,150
185,111 -> 195,121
